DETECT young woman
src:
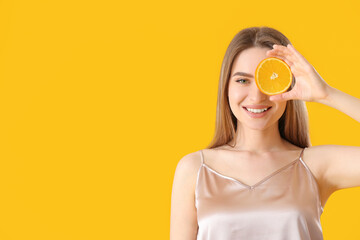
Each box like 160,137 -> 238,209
170,26 -> 360,240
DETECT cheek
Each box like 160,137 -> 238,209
275,103 -> 287,117
228,90 -> 248,117
228,86 -> 246,103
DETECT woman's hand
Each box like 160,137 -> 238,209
266,44 -> 332,102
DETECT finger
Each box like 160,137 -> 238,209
269,91 -> 293,102
267,52 -> 296,68
266,52 -> 294,68
279,57 -> 294,68
287,44 -> 309,65
269,45 -> 297,63
269,86 -> 297,102
270,93 -> 283,102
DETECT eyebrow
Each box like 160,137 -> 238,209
231,72 -> 254,78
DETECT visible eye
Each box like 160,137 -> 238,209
235,79 -> 249,84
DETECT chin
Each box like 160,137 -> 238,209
241,122 -> 270,131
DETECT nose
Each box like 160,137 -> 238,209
249,83 -> 267,102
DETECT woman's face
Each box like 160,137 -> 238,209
228,46 -> 287,130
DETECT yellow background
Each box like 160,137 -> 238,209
0,0 -> 360,239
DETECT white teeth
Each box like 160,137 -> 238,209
246,107 -> 269,113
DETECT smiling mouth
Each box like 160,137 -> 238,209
243,106 -> 272,113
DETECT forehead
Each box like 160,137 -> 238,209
231,47 -> 271,73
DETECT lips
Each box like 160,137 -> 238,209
243,105 -> 272,109
242,106 -> 272,112
242,106 -> 272,118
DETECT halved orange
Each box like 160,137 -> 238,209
255,57 -> 293,95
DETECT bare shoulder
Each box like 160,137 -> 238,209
170,150 -> 202,239
172,150 -> 203,199
302,145 -> 341,195
302,145 -> 329,177
174,150 -> 202,181
303,144 -> 346,174
304,144 -> 360,190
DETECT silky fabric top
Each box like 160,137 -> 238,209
195,148 -> 324,240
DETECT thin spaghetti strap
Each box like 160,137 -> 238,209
299,147 -> 306,160
199,150 -> 204,164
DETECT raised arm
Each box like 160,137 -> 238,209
267,44 -> 360,191
311,86 -> 360,191
317,86 -> 360,123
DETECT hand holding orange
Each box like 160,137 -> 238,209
263,44 -> 331,103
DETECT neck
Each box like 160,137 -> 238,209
228,122 -> 289,153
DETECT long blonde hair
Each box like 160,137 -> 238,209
206,26 -> 311,149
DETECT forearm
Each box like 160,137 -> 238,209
316,86 -> 360,123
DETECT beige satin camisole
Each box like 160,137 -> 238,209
195,148 -> 324,239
